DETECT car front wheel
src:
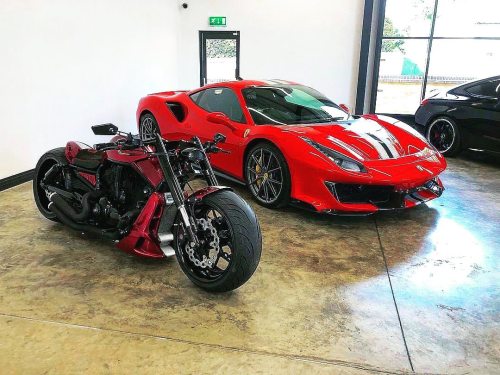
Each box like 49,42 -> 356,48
245,143 -> 291,208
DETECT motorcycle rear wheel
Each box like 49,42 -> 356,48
174,190 -> 262,292
33,147 -> 67,221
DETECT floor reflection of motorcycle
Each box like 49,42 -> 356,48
33,124 -> 262,292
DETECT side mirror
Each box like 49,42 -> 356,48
206,112 -> 236,130
92,123 -> 118,135
214,133 -> 226,144
339,104 -> 351,114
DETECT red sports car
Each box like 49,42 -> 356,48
137,80 -> 446,214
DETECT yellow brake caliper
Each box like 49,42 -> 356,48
255,156 -> 263,187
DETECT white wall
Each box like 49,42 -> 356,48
176,0 -> 364,106
0,0 -> 364,179
0,0 -> 179,179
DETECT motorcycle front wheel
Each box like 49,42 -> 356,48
174,190 -> 262,292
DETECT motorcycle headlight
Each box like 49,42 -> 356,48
301,137 -> 367,173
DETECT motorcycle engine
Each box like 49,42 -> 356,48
98,165 -> 152,226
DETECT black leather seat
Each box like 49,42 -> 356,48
72,149 -> 104,170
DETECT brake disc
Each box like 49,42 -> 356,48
185,217 -> 220,269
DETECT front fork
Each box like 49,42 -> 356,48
192,136 -> 218,186
155,135 -> 218,247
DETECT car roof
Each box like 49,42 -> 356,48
197,79 -> 300,91
452,75 -> 500,91
149,79 -> 303,98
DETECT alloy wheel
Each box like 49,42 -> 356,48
247,148 -> 283,204
140,116 -> 157,142
176,206 -> 233,281
428,118 -> 455,153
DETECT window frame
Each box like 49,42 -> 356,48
356,0 -> 500,116
199,31 -> 240,87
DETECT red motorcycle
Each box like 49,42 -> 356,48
33,124 -> 262,292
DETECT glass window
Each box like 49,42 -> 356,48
425,40 -> 500,97
374,0 -> 500,114
191,87 -> 245,123
433,0 -> 500,37
206,39 -> 237,84
466,80 -> 500,98
242,85 -> 350,125
189,91 -> 203,104
376,39 -> 428,114
383,0 -> 435,37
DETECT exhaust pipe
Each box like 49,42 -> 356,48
49,191 -> 98,223
48,201 -> 120,240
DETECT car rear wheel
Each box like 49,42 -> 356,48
245,143 -> 291,208
426,117 -> 461,156
139,113 -> 160,142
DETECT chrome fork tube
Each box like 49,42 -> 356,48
155,134 -> 199,246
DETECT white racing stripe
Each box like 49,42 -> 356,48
327,136 -> 365,161
340,118 -> 403,160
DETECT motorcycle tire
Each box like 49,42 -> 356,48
174,190 -> 262,293
33,147 -> 67,221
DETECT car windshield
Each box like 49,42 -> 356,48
242,85 -> 350,125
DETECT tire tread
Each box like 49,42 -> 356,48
176,190 -> 262,293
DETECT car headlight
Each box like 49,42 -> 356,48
300,137 -> 367,173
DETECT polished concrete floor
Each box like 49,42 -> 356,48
0,153 -> 498,374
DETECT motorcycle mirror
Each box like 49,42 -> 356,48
214,133 -> 226,144
92,123 -> 118,135
206,112 -> 236,131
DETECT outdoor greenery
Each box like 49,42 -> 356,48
206,39 -> 236,58
382,18 -> 406,53
382,0 -> 435,53
414,0 -> 434,21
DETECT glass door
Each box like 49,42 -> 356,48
199,31 -> 240,86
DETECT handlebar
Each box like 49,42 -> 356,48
202,134 -> 229,154
94,133 -> 142,151
93,134 -> 229,155
94,142 -> 117,151
204,143 -> 230,154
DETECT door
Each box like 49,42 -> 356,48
464,79 -> 500,151
199,31 -> 240,87
188,87 -> 247,177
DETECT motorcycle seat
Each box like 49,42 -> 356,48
72,149 -> 104,170
66,141 -> 105,170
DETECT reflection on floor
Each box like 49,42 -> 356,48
0,154 -> 498,374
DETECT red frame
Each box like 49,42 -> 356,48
67,141 -> 168,257
136,80 -> 447,214
63,141 -> 233,258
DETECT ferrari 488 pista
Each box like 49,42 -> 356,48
137,80 -> 446,214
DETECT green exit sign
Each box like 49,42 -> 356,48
209,16 -> 226,27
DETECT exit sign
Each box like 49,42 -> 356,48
209,16 -> 226,27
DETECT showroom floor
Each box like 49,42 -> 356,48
0,153 -> 498,374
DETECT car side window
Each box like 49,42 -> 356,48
190,88 -> 246,123
190,90 -> 204,104
466,80 -> 500,98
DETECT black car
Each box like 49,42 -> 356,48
415,75 -> 500,156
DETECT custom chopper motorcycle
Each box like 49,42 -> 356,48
33,124 -> 262,292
